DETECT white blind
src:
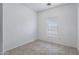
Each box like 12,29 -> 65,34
47,17 -> 58,39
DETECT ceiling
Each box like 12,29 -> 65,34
21,3 -> 65,12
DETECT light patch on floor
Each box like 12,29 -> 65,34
6,40 -> 78,55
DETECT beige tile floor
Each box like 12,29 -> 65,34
6,40 -> 78,55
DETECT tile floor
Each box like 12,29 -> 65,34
6,40 -> 78,55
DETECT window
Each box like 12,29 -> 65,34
47,17 -> 58,39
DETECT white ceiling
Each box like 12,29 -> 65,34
21,3 -> 65,12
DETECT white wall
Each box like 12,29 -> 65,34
3,3 -> 77,51
78,4 -> 79,51
3,3 -> 37,51
0,3 -> 2,54
38,4 -> 77,48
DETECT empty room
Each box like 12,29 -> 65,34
3,3 -> 79,55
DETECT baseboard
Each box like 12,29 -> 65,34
38,39 -> 77,49
4,39 -> 37,52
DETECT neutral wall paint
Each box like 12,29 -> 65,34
38,4 -> 77,48
3,4 -> 37,51
0,3 -> 2,54
78,4 -> 79,51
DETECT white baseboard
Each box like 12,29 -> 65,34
39,39 -> 77,48
4,39 -> 37,52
